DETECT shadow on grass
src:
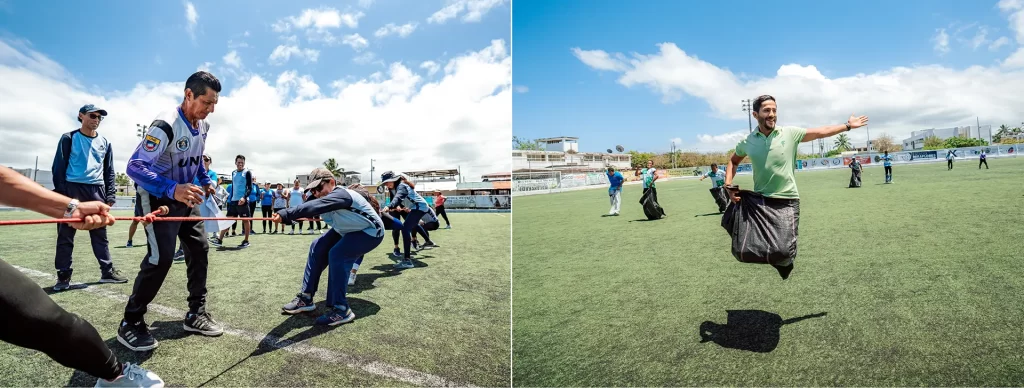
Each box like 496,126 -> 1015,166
44,282 -> 103,295
699,310 -> 827,353
194,298 -> 381,387
65,321 -> 188,386
628,218 -> 663,222
694,212 -> 724,217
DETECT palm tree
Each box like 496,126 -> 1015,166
322,158 -> 344,180
834,133 -> 853,152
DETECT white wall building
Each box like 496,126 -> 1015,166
513,136 -> 632,171
902,125 -> 992,150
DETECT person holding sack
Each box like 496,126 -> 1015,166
699,163 -> 729,213
723,94 -> 868,279
848,157 -> 862,188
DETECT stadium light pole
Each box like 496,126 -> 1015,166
741,99 -> 753,133
370,159 -> 376,185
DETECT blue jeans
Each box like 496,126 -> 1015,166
299,230 -> 384,310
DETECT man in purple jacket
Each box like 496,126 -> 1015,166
51,104 -> 128,291
118,71 -> 223,352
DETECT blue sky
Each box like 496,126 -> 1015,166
0,0 -> 511,183
512,0 -> 1024,154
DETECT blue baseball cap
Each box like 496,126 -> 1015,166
78,104 -> 108,116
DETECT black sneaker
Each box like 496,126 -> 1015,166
421,241 -> 440,249
282,293 -> 316,314
238,241 -> 250,249
209,237 -> 223,247
117,320 -> 158,351
53,270 -> 72,291
412,241 -> 420,251
183,312 -> 224,336
173,249 -> 185,262
100,268 -> 128,283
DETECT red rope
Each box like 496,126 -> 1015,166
0,207 -> 318,226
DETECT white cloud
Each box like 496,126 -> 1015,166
990,36 -> 1011,50
197,61 -> 214,72
570,47 -> 627,71
969,26 -> 990,49
428,0 -> 507,24
998,0 -> 1024,43
359,0 -> 375,8
694,131 -> 748,150
670,137 -> 683,146
420,60 -> 441,76
0,38 -> 511,183
341,33 -> 369,51
353,52 -> 379,65
268,45 -> 320,65
933,28 -> 950,54
573,42 -> 1024,153
1004,47 -> 1024,68
223,50 -> 242,68
374,22 -> 419,38
273,8 -> 362,32
514,85 -> 528,93
244,30 -> 251,37
185,1 -> 198,41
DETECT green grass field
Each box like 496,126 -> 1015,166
512,158 -> 1024,386
0,211 -> 510,387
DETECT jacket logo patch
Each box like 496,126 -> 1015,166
143,135 -> 161,152
176,137 -> 190,152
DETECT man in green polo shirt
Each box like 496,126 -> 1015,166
724,94 -> 868,279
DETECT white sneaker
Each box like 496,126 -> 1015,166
95,363 -> 164,388
394,260 -> 414,269
348,271 -> 357,286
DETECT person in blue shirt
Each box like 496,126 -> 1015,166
606,166 -> 624,216
50,104 -> 127,289
380,171 -> 435,269
979,150 -> 989,169
276,169 -> 384,326
259,181 -> 275,233
699,164 -> 729,212
881,151 -> 893,183
215,155 -> 253,247
119,71 -> 222,352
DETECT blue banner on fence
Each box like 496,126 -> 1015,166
909,151 -> 938,161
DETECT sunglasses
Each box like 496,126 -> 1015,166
87,113 -> 104,121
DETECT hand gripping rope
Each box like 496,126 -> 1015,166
0,206 -> 319,226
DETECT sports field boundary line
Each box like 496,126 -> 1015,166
10,264 -> 478,388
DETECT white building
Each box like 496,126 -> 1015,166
902,125 -> 992,150
512,136 -> 631,171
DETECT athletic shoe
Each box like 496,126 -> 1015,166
94,362 -> 164,388
348,271 -> 357,286
319,229 -> 324,235
421,241 -> 439,249
230,232 -> 236,237
183,312 -> 224,336
412,240 -> 420,251
314,306 -> 356,326
282,293 -> 316,314
125,241 -> 133,248
209,238 -> 223,247
238,241 -> 250,249
392,248 -> 402,257
394,259 -> 415,269
173,249 -> 185,262
53,269 -> 73,291
117,320 -> 158,351
100,269 -> 129,284
445,225 -> 451,229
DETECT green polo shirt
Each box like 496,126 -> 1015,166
733,125 -> 807,199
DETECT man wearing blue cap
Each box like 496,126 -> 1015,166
51,104 -> 128,291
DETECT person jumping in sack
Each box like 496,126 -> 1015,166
724,94 -> 868,279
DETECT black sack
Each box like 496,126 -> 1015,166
639,188 -> 664,220
710,187 -> 729,212
720,190 -> 800,266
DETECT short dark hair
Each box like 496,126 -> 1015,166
710,163 -> 718,168
185,71 -> 222,98
235,155 -> 245,162
753,95 -> 776,113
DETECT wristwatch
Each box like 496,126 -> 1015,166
63,199 -> 79,218
845,123 -> 852,131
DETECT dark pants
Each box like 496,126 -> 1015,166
948,160 -> 954,170
249,202 -> 257,230
298,230 -> 383,309
435,205 -> 450,226
55,182 -> 113,275
384,212 -> 404,246
123,189 -> 210,323
0,259 -> 120,379
400,210 -> 427,259
261,205 -> 273,231
979,159 -> 988,169
884,166 -> 892,179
